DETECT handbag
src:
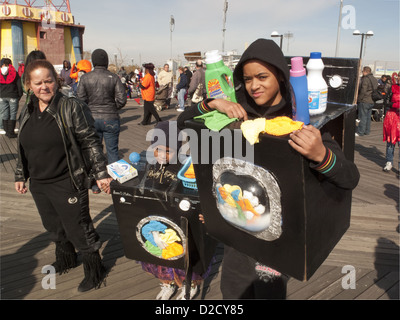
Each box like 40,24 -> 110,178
191,83 -> 204,103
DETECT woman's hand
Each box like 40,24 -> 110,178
96,177 -> 113,194
15,181 -> 28,194
208,99 -> 248,121
288,125 -> 326,163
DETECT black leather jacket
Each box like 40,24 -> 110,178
15,91 -> 109,189
77,66 -> 127,120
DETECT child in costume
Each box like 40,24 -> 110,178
139,120 -> 211,300
178,39 -> 360,299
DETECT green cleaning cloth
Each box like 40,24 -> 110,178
194,110 -> 238,131
145,240 -> 162,256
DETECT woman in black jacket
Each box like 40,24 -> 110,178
15,59 -> 112,292
178,39 -> 360,299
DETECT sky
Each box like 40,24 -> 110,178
71,0 -> 399,68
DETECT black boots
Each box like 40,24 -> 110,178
52,241 -> 78,274
52,242 -> 106,292
77,251 -> 107,292
2,120 -> 17,138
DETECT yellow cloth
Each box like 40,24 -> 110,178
223,184 -> 243,199
265,116 -> 304,136
240,118 -> 267,145
159,228 -> 181,245
162,242 -> 184,259
218,185 -> 239,208
241,116 -> 304,144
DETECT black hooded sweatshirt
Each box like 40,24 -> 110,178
232,38 -> 293,119
177,38 -> 359,191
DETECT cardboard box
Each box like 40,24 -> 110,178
110,157 -> 218,275
185,105 -> 356,281
107,159 -> 138,183
182,57 -> 360,281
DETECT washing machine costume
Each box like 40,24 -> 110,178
177,39 -> 360,299
111,121 -> 217,300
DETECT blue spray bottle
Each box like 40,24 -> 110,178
290,57 -> 310,124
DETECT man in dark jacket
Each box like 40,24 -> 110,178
176,66 -> 188,112
0,58 -> 23,137
356,66 -> 378,136
77,49 -> 127,167
187,60 -> 206,107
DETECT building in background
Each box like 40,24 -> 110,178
0,0 -> 84,65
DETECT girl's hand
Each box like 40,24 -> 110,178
199,214 -> 205,224
208,99 -> 248,121
288,125 -> 326,163
15,181 -> 28,194
96,178 -> 113,194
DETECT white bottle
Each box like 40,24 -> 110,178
306,52 -> 328,115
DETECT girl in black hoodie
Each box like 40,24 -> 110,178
178,39 -> 359,299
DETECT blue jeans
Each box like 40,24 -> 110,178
357,102 -> 374,135
386,141 -> 399,166
93,118 -> 120,164
0,97 -> 19,129
178,88 -> 186,109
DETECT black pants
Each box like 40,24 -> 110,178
141,100 -> 161,125
29,177 -> 101,253
220,245 -> 288,299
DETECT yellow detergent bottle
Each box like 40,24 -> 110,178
205,50 -> 237,102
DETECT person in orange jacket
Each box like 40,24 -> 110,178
70,59 -> 92,95
138,63 -> 162,125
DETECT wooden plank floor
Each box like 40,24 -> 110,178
1,96 -> 398,300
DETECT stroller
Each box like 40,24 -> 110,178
154,84 -> 170,111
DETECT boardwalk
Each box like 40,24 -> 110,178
1,97 -> 398,300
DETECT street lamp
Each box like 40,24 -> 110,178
170,15 -> 175,60
271,31 -> 283,49
353,30 -> 374,60
114,53 -> 118,70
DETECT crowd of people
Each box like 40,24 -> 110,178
0,41 -> 398,300
355,66 -> 400,173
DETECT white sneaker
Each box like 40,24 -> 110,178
156,283 -> 176,300
383,162 -> 393,172
355,133 -> 360,137
176,108 -> 184,112
176,285 -> 199,300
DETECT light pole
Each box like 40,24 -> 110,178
222,0 -> 228,53
170,15 -> 175,60
335,0 -> 344,57
353,30 -> 374,60
283,31 -> 293,52
271,31 -> 283,49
